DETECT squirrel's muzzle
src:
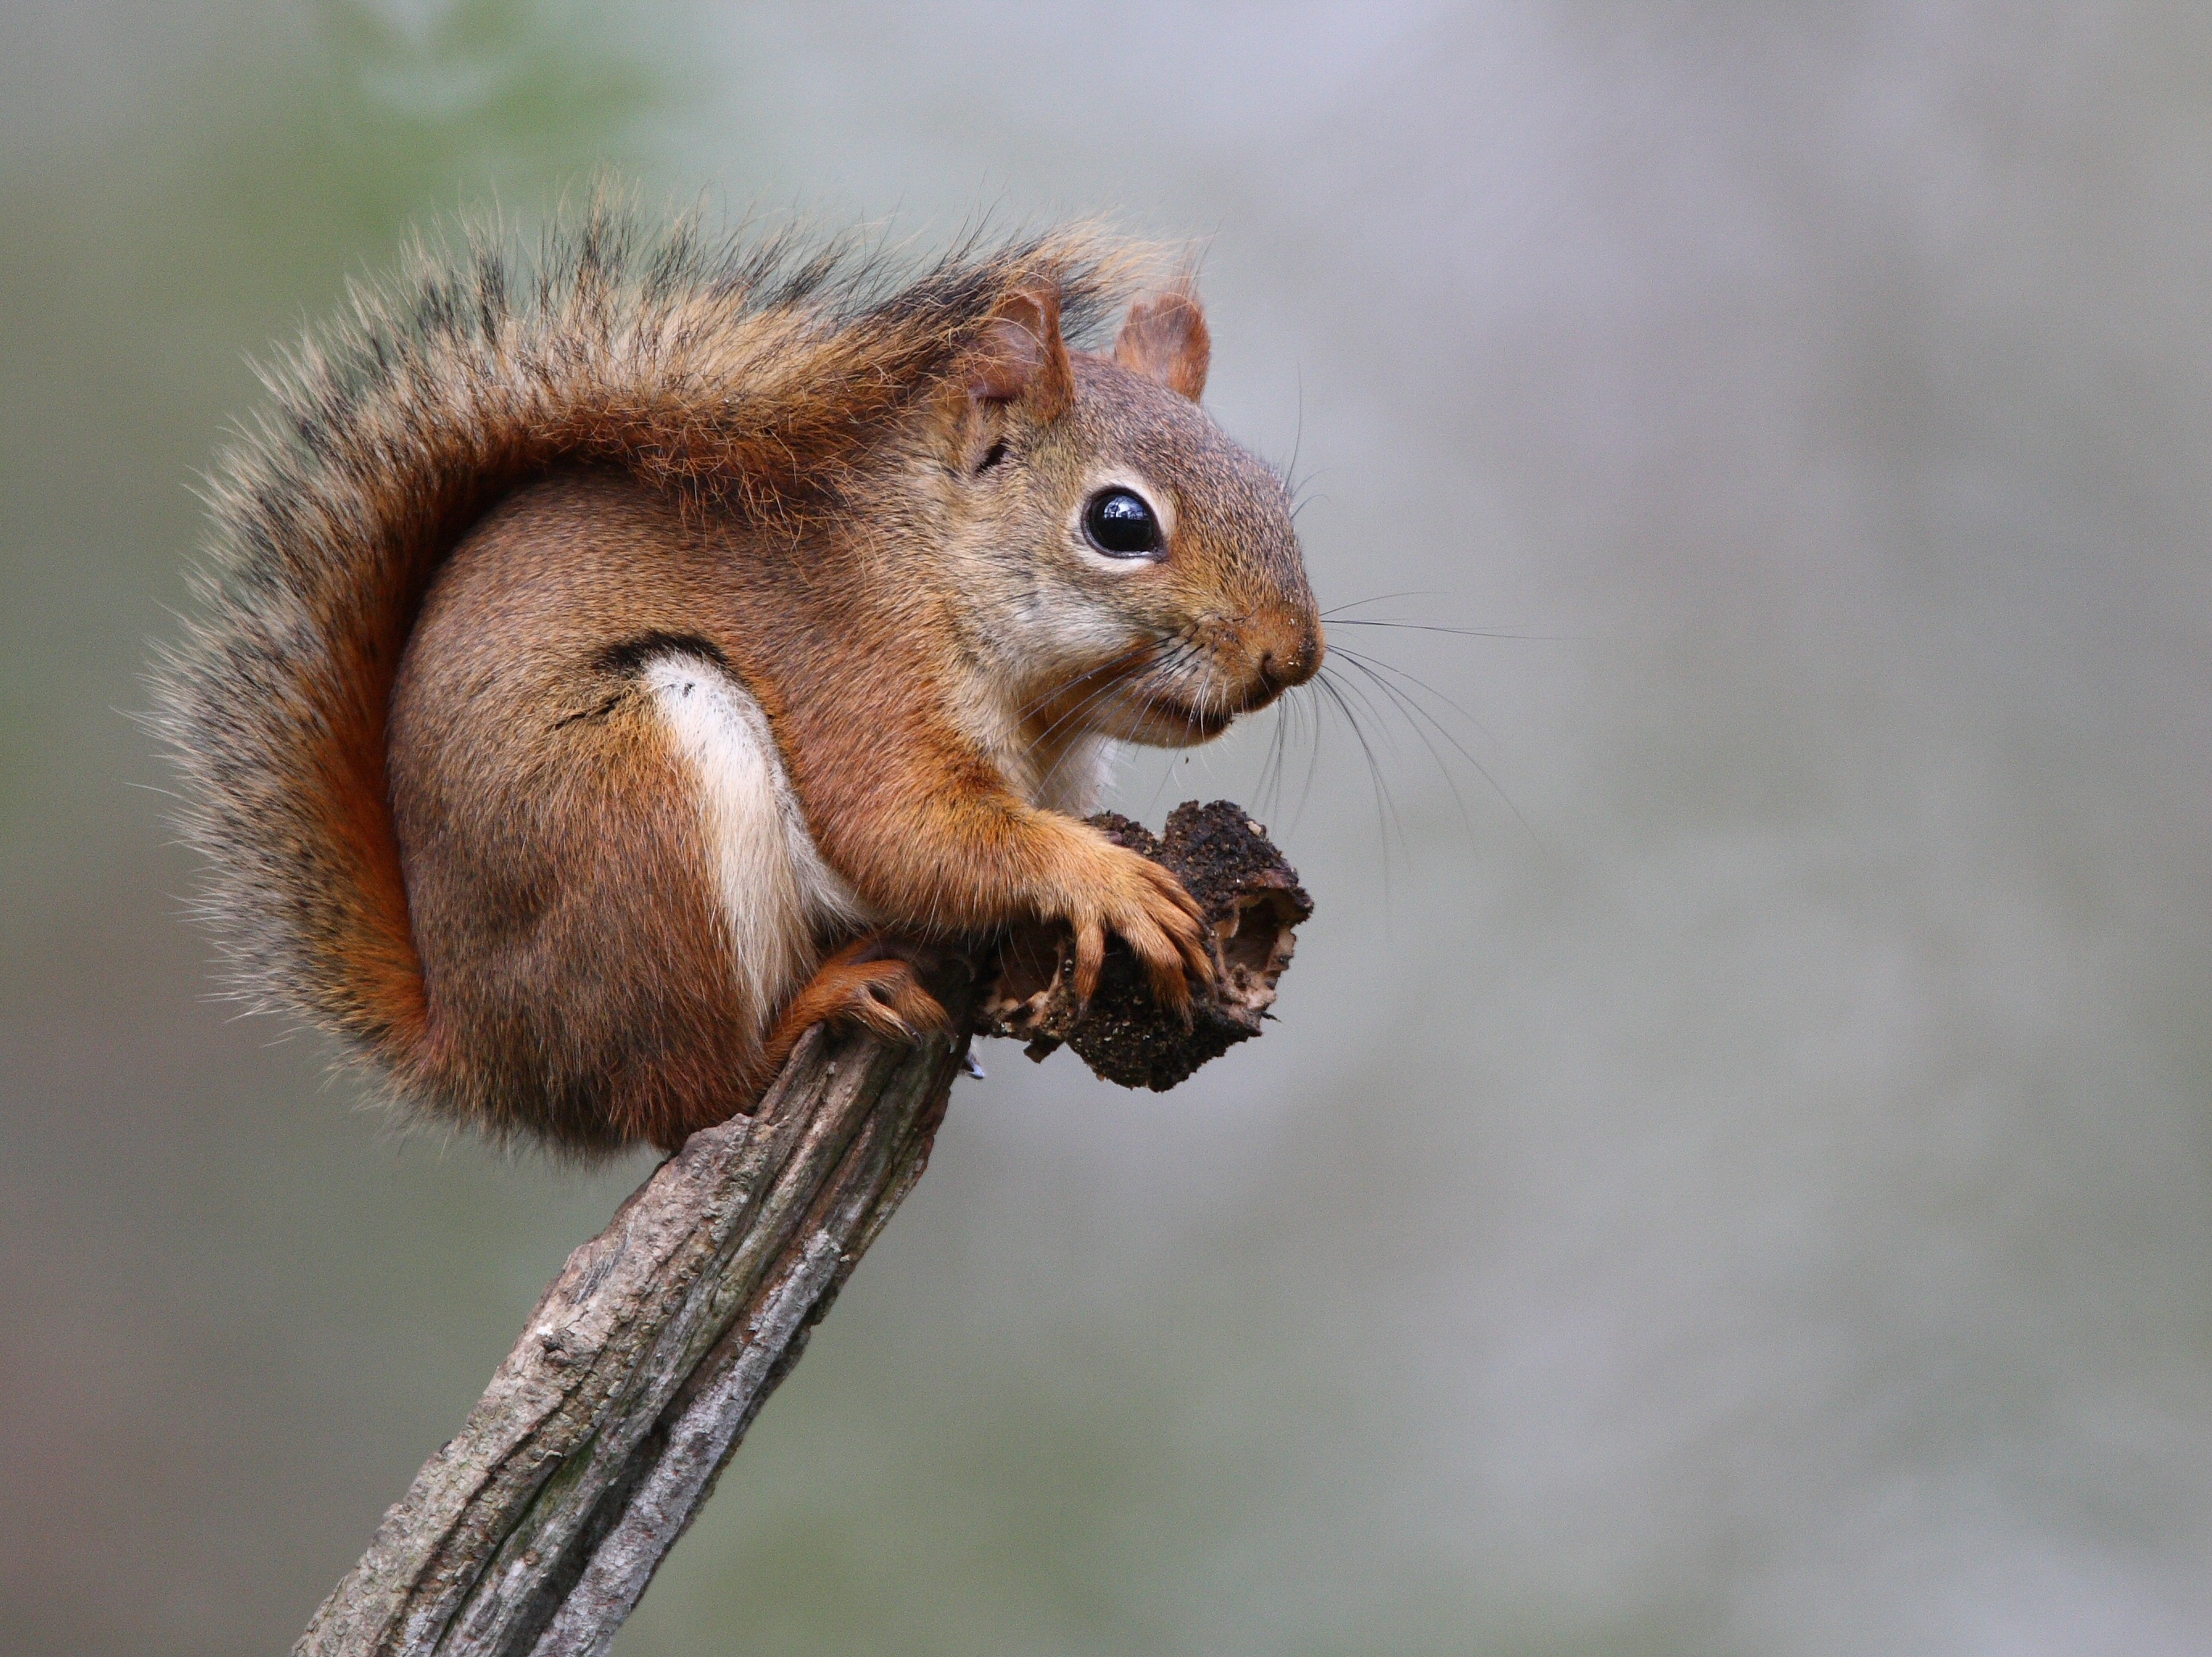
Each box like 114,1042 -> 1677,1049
1246,612 -> 1325,707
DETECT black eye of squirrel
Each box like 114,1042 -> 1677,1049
975,440 -> 1008,474
1083,488 -> 1163,558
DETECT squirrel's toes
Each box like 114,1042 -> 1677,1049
773,934 -> 954,1052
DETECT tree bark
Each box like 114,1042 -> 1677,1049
295,1020 -> 966,1657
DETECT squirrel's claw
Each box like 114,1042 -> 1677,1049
1073,918 -> 1108,1008
1065,852 -> 1213,1020
842,966 -> 950,1041
856,958 -> 952,1039
783,936 -> 953,1047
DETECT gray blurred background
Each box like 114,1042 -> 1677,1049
6,3 -> 2210,1653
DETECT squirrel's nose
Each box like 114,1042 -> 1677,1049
1254,619 -> 1324,696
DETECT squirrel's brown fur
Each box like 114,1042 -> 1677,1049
154,199 -> 1320,1154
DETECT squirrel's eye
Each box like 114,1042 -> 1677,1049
1083,488 -> 1163,558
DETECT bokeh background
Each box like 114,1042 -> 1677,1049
7,3 -> 2212,1652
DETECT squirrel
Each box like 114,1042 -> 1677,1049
153,204 -> 1323,1156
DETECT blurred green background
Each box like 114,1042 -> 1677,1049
6,3 -> 2212,1653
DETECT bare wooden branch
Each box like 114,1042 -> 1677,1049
295,804 -> 1308,1657
295,1021 -> 965,1657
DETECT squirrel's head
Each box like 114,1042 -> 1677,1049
921,277 -> 1323,752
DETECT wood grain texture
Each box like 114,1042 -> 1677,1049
294,1017 -> 964,1657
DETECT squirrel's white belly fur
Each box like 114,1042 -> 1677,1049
646,648 -> 1110,1017
643,653 -> 869,1021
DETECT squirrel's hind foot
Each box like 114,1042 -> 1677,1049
766,934 -> 955,1066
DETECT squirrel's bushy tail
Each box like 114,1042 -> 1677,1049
150,196 -> 1149,1106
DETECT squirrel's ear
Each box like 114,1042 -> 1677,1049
1113,286 -> 1210,402
967,286 -> 1074,421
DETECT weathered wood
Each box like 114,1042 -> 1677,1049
295,803 -> 1309,1657
295,1020 -> 966,1657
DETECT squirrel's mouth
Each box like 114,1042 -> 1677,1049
1135,690 -> 1234,740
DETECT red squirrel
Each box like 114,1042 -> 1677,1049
155,206 -> 1323,1154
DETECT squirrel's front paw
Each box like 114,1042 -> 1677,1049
787,934 -> 954,1045
1064,845 -> 1213,1012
